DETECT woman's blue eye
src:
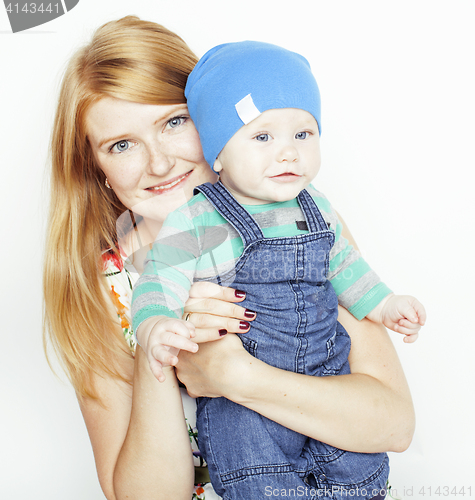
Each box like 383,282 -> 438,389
255,134 -> 269,142
168,116 -> 186,128
296,132 -> 308,140
111,140 -> 130,153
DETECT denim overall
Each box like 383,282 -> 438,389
194,182 -> 389,500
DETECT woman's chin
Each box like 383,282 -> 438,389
133,188 -> 189,221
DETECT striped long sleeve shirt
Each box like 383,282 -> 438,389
131,185 -> 391,333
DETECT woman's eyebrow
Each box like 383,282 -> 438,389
97,134 -> 131,149
96,105 -> 189,148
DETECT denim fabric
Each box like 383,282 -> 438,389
194,182 -> 389,500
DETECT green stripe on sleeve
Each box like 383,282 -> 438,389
348,282 -> 393,320
330,257 -> 372,296
132,304 -> 180,334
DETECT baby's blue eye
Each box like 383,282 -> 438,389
295,132 -> 308,140
111,140 -> 130,153
255,134 -> 269,142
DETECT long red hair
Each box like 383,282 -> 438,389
43,16 -> 198,399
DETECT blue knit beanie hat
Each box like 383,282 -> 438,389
185,41 -> 321,171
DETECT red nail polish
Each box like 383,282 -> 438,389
244,309 -> 256,319
219,329 -> 228,336
235,290 -> 246,298
239,321 -> 250,330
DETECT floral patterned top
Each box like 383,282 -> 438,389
102,248 -> 221,500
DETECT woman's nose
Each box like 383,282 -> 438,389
147,146 -> 174,175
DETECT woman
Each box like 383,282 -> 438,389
43,16 -> 414,500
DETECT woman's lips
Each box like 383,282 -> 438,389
146,171 -> 192,193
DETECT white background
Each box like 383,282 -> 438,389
1,1 -> 474,498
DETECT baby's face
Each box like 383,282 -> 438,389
213,108 -> 320,205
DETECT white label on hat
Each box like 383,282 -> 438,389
235,94 -> 261,124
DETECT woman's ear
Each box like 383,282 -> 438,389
213,156 -> 223,173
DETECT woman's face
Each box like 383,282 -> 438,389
86,97 -> 217,223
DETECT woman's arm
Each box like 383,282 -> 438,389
78,284 -> 252,500
177,308 -> 414,453
79,345 -> 194,500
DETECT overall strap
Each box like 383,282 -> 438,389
194,181 -> 264,247
297,189 -> 330,233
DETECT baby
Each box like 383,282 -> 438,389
132,41 -> 425,499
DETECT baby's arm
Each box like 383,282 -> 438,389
135,316 -> 198,382
309,190 -> 426,343
131,209 -> 202,381
366,294 -> 426,343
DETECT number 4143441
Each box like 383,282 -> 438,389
419,486 -> 472,496
5,3 -> 60,14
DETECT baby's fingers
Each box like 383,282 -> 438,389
400,296 -> 426,326
393,320 -> 420,343
403,332 -> 419,343
413,300 -> 427,326
150,344 -> 180,367
398,318 -> 421,331
398,304 -> 420,324
147,356 -> 167,383
394,319 -> 421,337
170,319 -> 196,339
157,330 -> 199,353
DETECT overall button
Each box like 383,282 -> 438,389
318,473 -> 327,482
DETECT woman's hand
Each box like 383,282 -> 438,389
176,333 -> 251,398
177,281 -> 257,398
182,281 -> 256,342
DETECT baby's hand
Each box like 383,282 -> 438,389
136,316 -> 198,382
379,294 -> 427,343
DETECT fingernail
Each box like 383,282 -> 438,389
235,290 -> 246,298
219,329 -> 228,336
239,321 -> 250,330
244,309 -> 256,319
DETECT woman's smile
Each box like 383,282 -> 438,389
146,170 -> 193,193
